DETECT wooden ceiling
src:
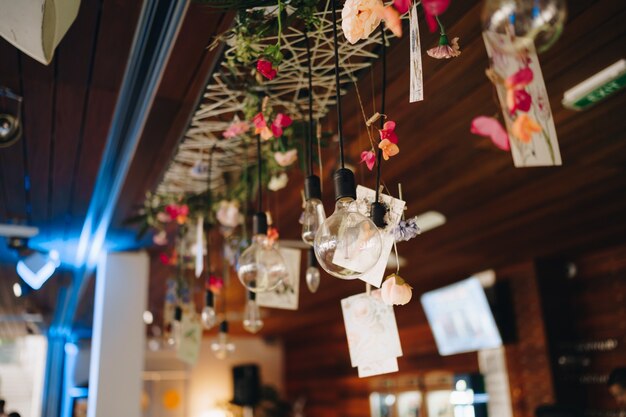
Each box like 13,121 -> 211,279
1,0 -> 626,345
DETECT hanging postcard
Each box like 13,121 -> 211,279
256,247 -> 301,310
409,2 -> 424,102
176,316 -> 202,366
341,292 -> 403,368
355,185 -> 406,287
483,31 -> 562,167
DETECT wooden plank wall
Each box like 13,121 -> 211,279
282,260 -> 556,417
538,244 -> 626,415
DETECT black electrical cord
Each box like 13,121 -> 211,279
256,132 -> 263,213
375,26 -> 386,204
331,0 -> 345,169
304,30 -> 314,177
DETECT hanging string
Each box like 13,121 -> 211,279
256,133 -> 263,213
375,26 -> 386,204
304,30 -> 315,177
331,0 -> 345,169
206,145 -> 216,275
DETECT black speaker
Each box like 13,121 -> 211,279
232,364 -> 260,406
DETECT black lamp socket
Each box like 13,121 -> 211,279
333,168 -> 357,201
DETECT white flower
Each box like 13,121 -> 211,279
274,149 -> 298,167
380,274 -> 412,306
216,200 -> 241,228
268,173 -> 288,191
342,0 -> 384,44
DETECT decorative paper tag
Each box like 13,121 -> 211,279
256,247 -> 301,310
341,292 -> 403,367
358,357 -> 399,378
483,31 -> 562,167
176,316 -> 202,365
355,185 -> 406,287
409,3 -> 424,103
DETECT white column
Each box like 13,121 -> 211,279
88,251 -> 149,417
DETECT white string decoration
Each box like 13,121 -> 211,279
156,6 -> 386,197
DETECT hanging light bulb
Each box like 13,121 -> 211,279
168,306 -> 183,348
201,290 -> 217,330
211,320 -> 235,360
481,0 -> 567,54
242,290 -> 264,334
301,30 -> 326,246
305,247 -> 321,293
314,169 -> 383,279
238,213 -> 289,292
313,1 -> 383,280
301,176 -> 326,245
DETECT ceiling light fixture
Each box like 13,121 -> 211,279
16,250 -> 60,290
237,115 -> 289,293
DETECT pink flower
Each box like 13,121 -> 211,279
274,149 -> 298,167
505,67 -> 534,90
470,116 -> 510,151
507,88 -> 532,114
223,120 -> 250,138
253,112 -> 273,140
156,211 -> 172,223
380,274 -> 413,306
379,120 -> 398,144
360,150 -> 376,171
427,35 -> 461,59
270,113 -> 293,137
393,0 -> 410,14
256,58 -> 277,80
153,230 -> 168,246
422,0 -> 451,32
341,0 -> 384,44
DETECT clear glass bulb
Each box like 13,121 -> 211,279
201,306 -> 217,330
481,0 -> 567,53
301,198 -> 326,245
305,266 -> 321,293
210,331 -> 235,360
313,197 -> 383,279
243,299 -> 264,334
237,234 -> 289,292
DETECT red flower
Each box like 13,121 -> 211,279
393,0 -> 411,14
270,113 -> 293,137
507,89 -> 532,114
379,121 -> 398,144
207,274 -> 224,294
506,67 -> 534,90
422,0 -> 451,32
165,204 -> 189,225
256,59 -> 277,80
159,253 -> 170,265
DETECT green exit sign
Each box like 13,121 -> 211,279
563,59 -> 626,111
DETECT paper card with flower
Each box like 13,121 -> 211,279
341,292 -> 403,368
256,247 -> 300,310
176,316 -> 202,366
355,185 -> 406,287
483,31 -> 562,167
